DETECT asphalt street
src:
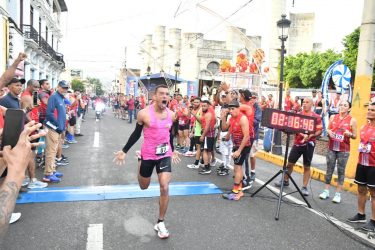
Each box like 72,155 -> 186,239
3,108 -> 375,250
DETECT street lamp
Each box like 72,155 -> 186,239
272,14 -> 291,155
146,66 -> 151,93
174,60 -> 180,92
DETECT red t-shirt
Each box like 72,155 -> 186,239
358,124 -> 375,167
0,109 -> 4,129
294,111 -> 322,145
284,96 -> 293,111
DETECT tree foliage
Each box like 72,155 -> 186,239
284,50 -> 341,88
87,77 -> 105,96
71,79 -> 85,93
342,27 -> 375,86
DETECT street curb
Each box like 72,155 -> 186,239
255,150 -> 358,194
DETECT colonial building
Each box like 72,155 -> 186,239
139,25 -> 261,91
0,0 -> 67,87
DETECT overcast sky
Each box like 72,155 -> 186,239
60,0 -> 364,84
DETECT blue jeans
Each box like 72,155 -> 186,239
128,109 -> 134,123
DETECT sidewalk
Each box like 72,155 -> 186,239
255,139 -> 358,194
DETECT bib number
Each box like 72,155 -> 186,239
333,133 -> 344,142
156,143 -> 169,155
358,142 -> 371,153
179,120 -> 185,125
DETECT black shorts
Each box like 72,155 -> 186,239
140,157 -> 172,178
194,136 -> 201,145
232,146 -> 251,166
178,124 -> 189,131
288,143 -> 315,167
354,164 -> 375,188
201,137 -> 214,152
69,116 -> 76,126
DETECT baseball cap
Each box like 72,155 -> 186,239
7,77 -> 25,86
58,80 -> 69,88
228,100 -> 240,108
239,89 -> 252,100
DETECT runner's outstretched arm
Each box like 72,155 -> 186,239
122,122 -> 144,153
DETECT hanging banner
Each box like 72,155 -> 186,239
126,80 -> 138,97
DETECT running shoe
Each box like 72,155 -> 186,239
319,189 -> 330,200
242,179 -> 253,191
56,158 -> 69,166
184,151 -> 195,157
210,159 -> 217,167
222,191 -> 244,201
361,220 -> 375,232
301,187 -> 309,196
43,174 -> 61,183
249,172 -> 256,182
198,167 -> 212,175
347,213 -> 366,223
53,171 -> 64,178
187,164 -> 199,169
9,213 -> 21,224
154,221 -> 170,239
217,168 -> 229,176
332,192 -> 341,203
274,180 -> 289,187
67,139 -> 78,144
22,176 -> 30,187
28,179 -> 48,189
62,144 -> 70,149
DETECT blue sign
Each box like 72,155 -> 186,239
187,81 -> 198,97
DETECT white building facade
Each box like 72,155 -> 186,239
139,25 -> 261,82
1,0 -> 67,88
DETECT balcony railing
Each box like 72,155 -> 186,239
22,25 -> 65,68
23,25 -> 39,44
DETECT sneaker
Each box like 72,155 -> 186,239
249,172 -> 256,182
154,221 -> 169,239
332,192 -> 341,203
43,174 -> 61,183
56,158 -> 69,166
184,151 -> 195,157
301,187 -> 309,196
67,140 -> 78,144
187,164 -> 199,169
53,171 -> 64,178
28,179 -> 48,189
242,180 -> 253,191
61,155 -> 69,161
198,167 -> 212,175
222,191 -> 244,201
319,189 -> 330,200
210,159 -> 217,167
347,213 -> 367,223
22,176 -> 30,187
9,213 -> 21,224
218,168 -> 229,176
62,144 -> 70,149
274,180 -> 289,187
361,220 -> 375,232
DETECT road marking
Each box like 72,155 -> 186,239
215,157 -> 375,246
93,132 -> 99,148
86,224 -> 103,250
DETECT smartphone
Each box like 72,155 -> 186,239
33,91 -> 38,106
1,109 -> 25,149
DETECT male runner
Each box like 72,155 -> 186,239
187,97 -> 203,169
113,85 -> 180,239
221,100 -> 250,201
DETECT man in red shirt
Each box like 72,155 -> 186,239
275,97 -> 322,196
38,79 -> 52,125
284,90 -> 293,112
127,95 -> 135,124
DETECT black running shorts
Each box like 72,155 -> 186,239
201,137 -> 214,152
232,146 -> 251,166
288,143 -> 315,167
354,164 -> 375,188
140,157 -> 172,178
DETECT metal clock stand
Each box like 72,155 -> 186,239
251,131 -> 312,220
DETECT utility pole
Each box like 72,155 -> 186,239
346,0 -> 375,178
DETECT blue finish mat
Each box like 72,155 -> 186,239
16,182 -> 222,204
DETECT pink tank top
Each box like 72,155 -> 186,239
141,105 -> 173,160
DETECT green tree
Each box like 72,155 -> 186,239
342,27 -> 375,86
71,79 -> 85,92
284,50 -> 341,88
87,77 -> 105,96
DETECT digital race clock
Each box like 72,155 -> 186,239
261,108 -> 317,134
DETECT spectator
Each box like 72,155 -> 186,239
292,96 -> 301,113
328,91 -> 342,117
0,78 -> 24,109
284,90 -> 293,111
38,79 -> 52,125
74,91 -> 85,136
134,96 -> 140,119
43,80 -> 69,183
127,95 -> 135,124
266,94 -> 274,108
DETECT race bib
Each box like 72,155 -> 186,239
178,120 -> 185,125
333,133 -> 344,142
358,142 -> 371,153
156,143 -> 169,155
